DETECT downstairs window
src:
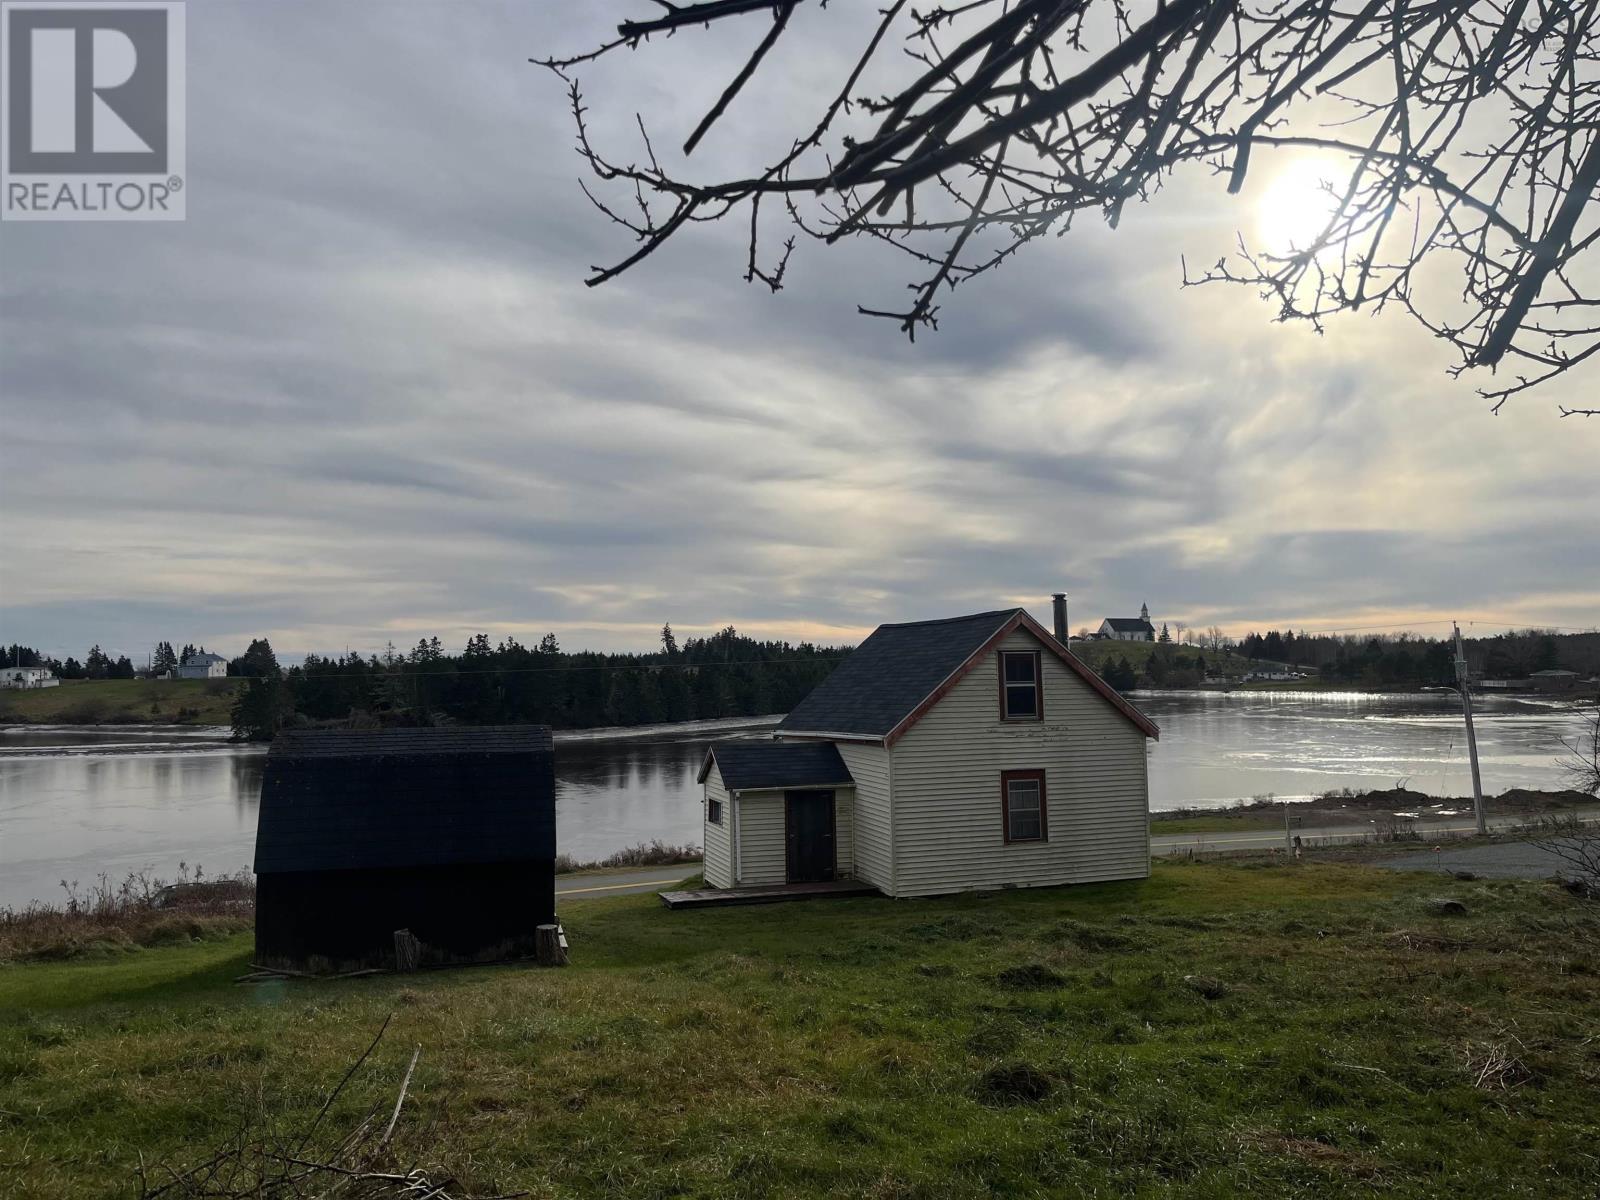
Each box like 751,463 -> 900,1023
1001,770 -> 1047,843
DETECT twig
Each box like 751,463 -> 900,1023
296,1013 -> 392,1155
381,1046 -> 422,1147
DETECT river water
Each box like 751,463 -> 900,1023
0,692 -> 1586,909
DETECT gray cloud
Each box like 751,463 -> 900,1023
1,1 -> 1595,664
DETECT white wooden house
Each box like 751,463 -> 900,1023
1096,603 -> 1155,642
0,666 -> 59,689
697,607 -> 1159,898
177,651 -> 228,680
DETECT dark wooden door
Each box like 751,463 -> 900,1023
785,790 -> 836,883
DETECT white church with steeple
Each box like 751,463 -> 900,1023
1096,602 -> 1156,642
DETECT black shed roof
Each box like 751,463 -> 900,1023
254,726 -> 555,874
698,740 -> 854,791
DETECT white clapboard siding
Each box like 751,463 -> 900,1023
702,766 -> 733,888
728,787 -> 857,886
835,742 -> 893,891
833,787 -> 856,879
889,627 -> 1150,897
736,793 -> 787,886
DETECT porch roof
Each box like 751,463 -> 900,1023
697,740 -> 854,792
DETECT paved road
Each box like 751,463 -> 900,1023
1374,838 -> 1591,880
1152,812 -> 1595,856
556,866 -> 698,899
557,815 -> 1597,899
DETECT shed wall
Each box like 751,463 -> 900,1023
833,787 -> 856,878
727,786 -> 857,885
738,793 -> 787,885
254,860 -> 555,969
703,767 -> 734,888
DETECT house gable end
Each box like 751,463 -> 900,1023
885,613 -> 1159,745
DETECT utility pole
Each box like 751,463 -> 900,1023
1453,621 -> 1487,836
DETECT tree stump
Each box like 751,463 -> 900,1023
535,923 -> 568,967
393,928 -> 421,972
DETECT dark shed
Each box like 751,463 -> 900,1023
253,726 -> 555,970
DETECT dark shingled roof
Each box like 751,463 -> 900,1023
777,609 -> 1018,738
698,740 -> 854,790
1102,617 -> 1155,633
254,726 -> 554,874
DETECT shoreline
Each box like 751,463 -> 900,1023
1151,785 -> 1595,833
0,714 -> 783,752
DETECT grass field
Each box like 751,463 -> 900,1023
1070,638 -> 1255,677
0,678 -> 241,725
2,861 -> 1597,1197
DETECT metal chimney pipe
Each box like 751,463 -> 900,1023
1051,593 -> 1069,645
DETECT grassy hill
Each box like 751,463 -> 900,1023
1070,638 -> 1256,677
0,678 -> 241,726
2,861 -> 1597,1197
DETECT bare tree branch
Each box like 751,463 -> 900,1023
539,1 -> 1600,412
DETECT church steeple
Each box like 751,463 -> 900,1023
1140,601 -> 1149,622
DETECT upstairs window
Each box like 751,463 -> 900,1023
708,797 -> 724,825
999,649 -> 1043,720
1002,770 -> 1048,843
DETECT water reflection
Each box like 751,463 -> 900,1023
0,694 -> 1587,909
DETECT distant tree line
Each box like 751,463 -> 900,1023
230,624 -> 847,741
1,643 -> 138,680
1082,627 -> 1596,694
1093,649 -> 1214,693
1232,628 -> 1591,689
1,639 -> 274,681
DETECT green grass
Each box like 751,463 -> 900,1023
0,678 -> 241,725
2,862 -> 1598,1198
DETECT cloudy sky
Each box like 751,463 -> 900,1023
2,2 -> 1596,662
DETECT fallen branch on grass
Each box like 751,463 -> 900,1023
1464,1037 -> 1533,1092
134,1015 -> 524,1199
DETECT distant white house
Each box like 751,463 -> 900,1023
177,652 -> 228,680
0,666 -> 59,689
1097,602 -> 1156,642
697,604 -> 1159,898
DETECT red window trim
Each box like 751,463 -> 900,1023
997,649 -> 1044,721
1001,769 -> 1048,844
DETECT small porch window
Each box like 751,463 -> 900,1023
1001,770 -> 1048,843
999,650 -> 1043,720
708,797 -> 724,825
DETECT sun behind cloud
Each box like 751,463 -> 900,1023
1254,155 -> 1343,254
